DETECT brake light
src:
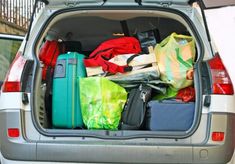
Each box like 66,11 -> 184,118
8,128 -> 20,138
208,54 -> 234,95
212,132 -> 224,142
2,52 -> 26,92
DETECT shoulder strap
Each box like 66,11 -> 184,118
126,54 -> 141,65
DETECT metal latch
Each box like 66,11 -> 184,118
204,95 -> 211,107
22,92 -> 29,105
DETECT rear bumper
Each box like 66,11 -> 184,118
0,110 -> 234,164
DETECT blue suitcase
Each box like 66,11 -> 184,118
52,52 -> 86,128
146,100 -> 195,131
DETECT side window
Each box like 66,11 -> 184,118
0,35 -> 23,87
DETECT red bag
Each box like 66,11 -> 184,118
84,37 -> 141,74
39,40 -> 64,80
176,86 -> 195,102
39,40 -> 62,68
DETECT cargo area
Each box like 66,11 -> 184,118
34,9 -> 202,138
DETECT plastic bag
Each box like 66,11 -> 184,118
79,77 -> 127,130
154,32 -> 196,91
176,86 -> 195,102
110,70 -> 167,94
154,87 -> 178,101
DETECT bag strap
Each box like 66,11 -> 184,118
126,54 -> 141,65
120,20 -> 130,36
44,66 -> 53,127
175,48 -> 193,68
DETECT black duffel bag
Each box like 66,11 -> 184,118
119,85 -> 152,130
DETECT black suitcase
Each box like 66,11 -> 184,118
63,41 -> 82,53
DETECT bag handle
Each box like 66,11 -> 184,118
175,48 -> 193,69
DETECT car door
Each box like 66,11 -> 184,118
0,34 -> 24,89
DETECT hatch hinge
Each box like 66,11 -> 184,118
135,0 -> 142,6
65,0 -> 79,7
160,2 -> 172,8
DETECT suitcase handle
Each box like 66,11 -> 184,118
54,60 -> 66,78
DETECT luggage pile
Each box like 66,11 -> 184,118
39,28 -> 196,131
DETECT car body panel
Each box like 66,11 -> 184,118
0,93 -> 31,111
0,110 -> 37,161
202,95 -> 235,114
45,0 -> 235,8
0,109 -> 234,163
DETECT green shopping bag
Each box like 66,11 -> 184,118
79,77 -> 127,130
154,32 -> 196,91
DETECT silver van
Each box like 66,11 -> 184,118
0,0 -> 235,163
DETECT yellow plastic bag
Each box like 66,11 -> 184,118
154,33 -> 196,91
79,77 -> 127,130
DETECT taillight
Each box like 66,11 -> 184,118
208,54 -> 234,95
212,132 -> 224,142
8,128 -> 20,138
2,52 -> 26,92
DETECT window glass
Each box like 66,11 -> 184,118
0,38 -> 22,82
